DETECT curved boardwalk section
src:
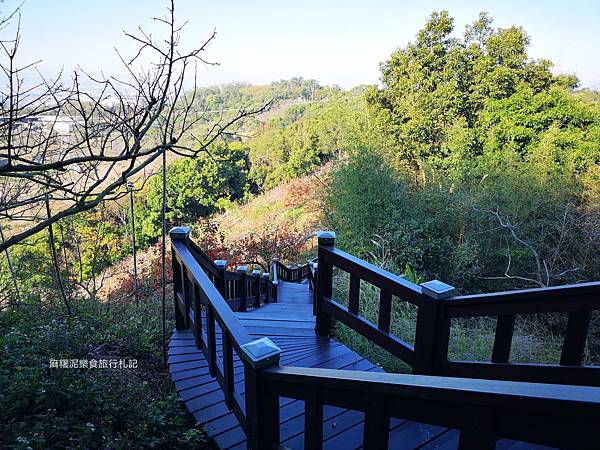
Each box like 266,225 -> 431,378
168,281 -> 456,449
167,230 -> 599,449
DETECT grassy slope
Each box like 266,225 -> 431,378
215,168 -> 578,373
216,169 -> 325,239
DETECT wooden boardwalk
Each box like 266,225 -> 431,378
168,280 -> 550,450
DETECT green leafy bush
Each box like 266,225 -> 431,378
0,295 -> 206,449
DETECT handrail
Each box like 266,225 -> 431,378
187,238 -> 220,278
440,280 -> 600,385
258,366 -> 600,449
322,246 -> 425,305
445,280 -> 600,316
172,239 -> 253,347
169,227 -> 282,446
313,230 -> 600,385
273,257 -> 313,283
172,227 -> 600,450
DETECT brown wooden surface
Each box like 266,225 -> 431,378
169,280 -> 553,450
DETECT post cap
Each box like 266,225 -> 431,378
317,230 -> 336,240
262,272 -> 270,278
239,337 -> 281,369
252,269 -> 261,276
421,279 -> 455,300
317,231 -> 336,247
169,226 -> 190,240
214,259 -> 227,268
236,265 -> 248,273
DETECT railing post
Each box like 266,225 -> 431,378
311,262 -> 318,315
262,272 -> 270,303
252,269 -> 261,308
240,337 -> 282,450
271,258 -> 279,303
315,231 -> 335,336
413,279 -> 455,375
237,266 -> 248,312
169,227 -> 190,330
214,259 -> 228,300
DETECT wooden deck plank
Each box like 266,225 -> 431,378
169,280 -> 463,449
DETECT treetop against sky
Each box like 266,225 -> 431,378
3,0 -> 600,90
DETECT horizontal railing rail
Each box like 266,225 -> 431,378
273,257 -> 314,283
258,366 -> 600,449
313,231 -> 600,385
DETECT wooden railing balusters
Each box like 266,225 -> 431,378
237,266 -> 248,312
257,379 -> 280,448
222,331 -> 234,409
305,388 -> 323,449
311,262 -> 318,315
457,410 -> 495,450
348,274 -> 360,315
214,259 -> 228,299
182,266 -> 192,329
172,249 -> 186,330
378,289 -> 392,332
262,272 -> 270,303
193,283 -> 203,349
561,310 -> 592,366
363,393 -> 389,450
272,258 -> 279,303
206,304 -> 217,377
252,269 -> 261,308
316,231 -> 335,337
492,314 -> 515,363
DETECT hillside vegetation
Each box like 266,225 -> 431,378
2,9 -> 600,449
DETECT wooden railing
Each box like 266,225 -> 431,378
258,366 -> 600,449
171,227 -> 600,449
187,239 -> 275,312
272,257 -> 315,283
440,283 -> 600,385
170,227 -> 282,448
314,231 -> 600,386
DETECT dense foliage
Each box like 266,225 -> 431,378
327,12 -> 600,293
0,295 -> 205,449
135,145 -> 251,246
247,89 -> 371,189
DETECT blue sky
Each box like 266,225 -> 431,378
5,0 -> 600,89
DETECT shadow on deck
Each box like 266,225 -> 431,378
169,281 -> 550,450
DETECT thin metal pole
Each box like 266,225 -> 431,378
0,223 -> 20,305
161,148 -> 167,366
45,193 -> 71,315
128,184 -> 139,305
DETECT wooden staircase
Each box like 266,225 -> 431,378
167,227 -> 600,450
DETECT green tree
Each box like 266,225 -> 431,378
366,11 -> 575,175
327,11 -> 600,293
136,146 -> 250,245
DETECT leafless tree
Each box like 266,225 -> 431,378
0,0 -> 265,253
478,206 -> 582,288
